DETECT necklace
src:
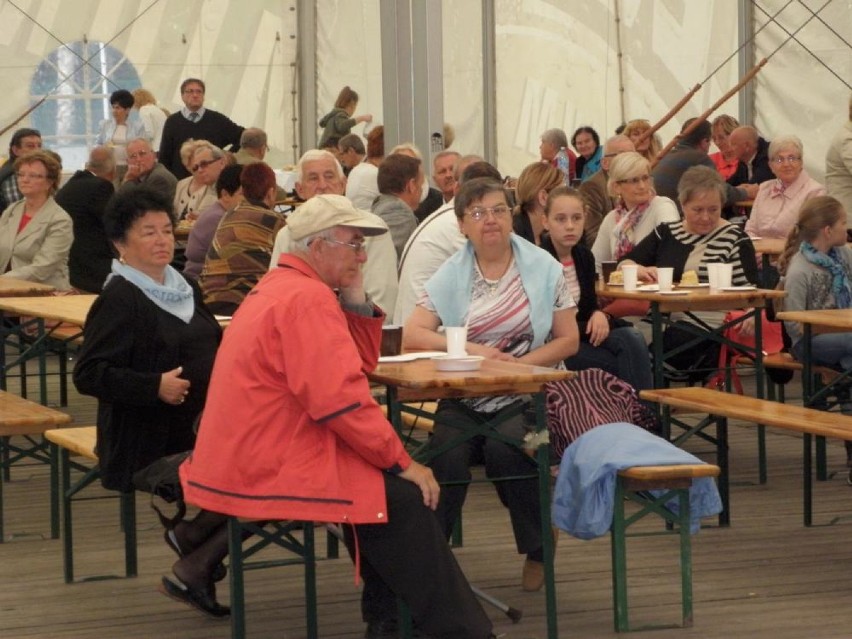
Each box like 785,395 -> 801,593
476,252 -> 513,297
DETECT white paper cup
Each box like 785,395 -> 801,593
706,263 -> 720,290
717,263 -> 733,289
657,267 -> 674,292
621,265 -> 639,292
445,326 -> 468,358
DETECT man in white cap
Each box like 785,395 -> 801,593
181,194 -> 493,639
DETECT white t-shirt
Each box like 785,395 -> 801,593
345,162 -> 379,210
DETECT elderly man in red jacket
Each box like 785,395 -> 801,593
181,195 -> 493,639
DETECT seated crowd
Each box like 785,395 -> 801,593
2,77 -> 851,639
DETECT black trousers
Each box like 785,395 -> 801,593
428,399 -> 542,556
342,474 -> 492,639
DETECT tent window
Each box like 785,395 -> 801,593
30,41 -> 141,169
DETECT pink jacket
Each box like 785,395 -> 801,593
181,254 -> 411,524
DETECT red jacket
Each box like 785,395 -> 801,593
180,255 -> 411,524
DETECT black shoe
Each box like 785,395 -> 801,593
164,528 -> 227,582
365,619 -> 398,639
158,575 -> 230,618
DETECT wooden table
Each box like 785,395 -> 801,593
0,277 -> 55,297
776,309 -> 852,407
752,238 -> 785,287
0,390 -> 72,542
0,296 -> 95,404
601,284 -> 786,484
369,358 -> 570,639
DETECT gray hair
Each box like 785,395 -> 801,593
289,227 -> 336,253
86,146 -> 115,175
768,135 -> 803,160
677,165 -> 727,206
607,151 -> 651,196
432,149 -> 461,171
296,149 -> 345,183
390,142 -> 422,159
240,127 -> 267,150
541,128 -> 569,149
192,142 -> 225,161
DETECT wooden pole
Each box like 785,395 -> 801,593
651,58 -> 767,168
634,83 -> 701,147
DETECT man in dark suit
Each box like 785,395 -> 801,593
727,125 -> 773,188
54,147 -> 116,292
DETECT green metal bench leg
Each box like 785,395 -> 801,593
815,436 -> 827,482
325,525 -> 339,558
60,447 -> 74,583
678,489 -> 694,627
611,478 -> 629,631
0,437 -> 5,542
50,441 -> 59,539
303,523 -> 318,639
120,491 -> 137,577
757,425 -> 767,484
229,518 -> 247,639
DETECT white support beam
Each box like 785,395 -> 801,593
296,0 -> 317,159
411,0 -> 444,167
737,0 -> 755,125
482,0 -> 497,165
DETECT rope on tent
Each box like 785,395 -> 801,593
636,0 -> 796,147
795,0 -> 852,51
651,0 -> 833,167
613,0 -> 626,125
1,0 -> 163,135
754,0 -> 852,92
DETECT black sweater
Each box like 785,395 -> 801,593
158,110 -> 244,179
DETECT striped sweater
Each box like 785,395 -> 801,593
621,220 -> 759,286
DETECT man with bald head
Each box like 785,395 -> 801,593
577,134 -> 634,246
269,149 -> 399,319
727,125 -> 773,187
392,156 -> 502,325
54,146 -> 117,292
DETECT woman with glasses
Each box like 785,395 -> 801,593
745,135 -> 825,241
512,162 -> 564,245
404,177 -> 579,592
591,151 -> 679,270
200,162 -> 285,315
173,141 -> 228,221
0,150 -> 72,289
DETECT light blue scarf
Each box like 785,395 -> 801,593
800,241 -> 852,309
107,259 -> 195,323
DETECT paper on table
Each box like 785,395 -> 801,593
378,351 -> 446,363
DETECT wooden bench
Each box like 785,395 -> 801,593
0,390 -> 72,542
641,386 -> 852,527
43,426 -> 137,583
612,463 -> 721,632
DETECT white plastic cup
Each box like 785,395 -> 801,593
621,264 -> 639,292
706,263 -> 720,291
717,263 -> 733,289
657,267 -> 674,292
445,326 -> 468,358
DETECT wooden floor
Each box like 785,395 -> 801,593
3,359 -> 852,638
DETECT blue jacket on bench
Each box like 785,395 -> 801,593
553,422 -> 722,539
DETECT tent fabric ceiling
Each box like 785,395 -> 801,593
0,0 -> 848,180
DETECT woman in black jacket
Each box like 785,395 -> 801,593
540,186 -> 652,393
74,187 -> 230,618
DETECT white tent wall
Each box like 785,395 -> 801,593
0,0 -> 297,170
753,0 -> 852,182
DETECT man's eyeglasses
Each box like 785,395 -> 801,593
616,174 -> 651,186
466,205 -> 511,221
128,150 -> 151,160
322,238 -> 367,255
191,158 -> 221,173
771,155 -> 802,165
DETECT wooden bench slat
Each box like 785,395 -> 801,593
641,387 -> 852,439
618,464 -> 720,481
380,402 -> 437,432
44,426 -> 97,459
0,391 -> 73,435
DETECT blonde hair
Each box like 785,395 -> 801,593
778,196 -> 846,275
514,162 -> 563,216
711,114 -> 739,137
132,88 -> 157,108
607,151 -> 651,197
622,119 -> 662,162
179,139 -> 209,170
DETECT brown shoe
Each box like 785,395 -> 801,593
522,558 -> 544,591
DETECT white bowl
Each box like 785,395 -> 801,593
433,355 -> 485,372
